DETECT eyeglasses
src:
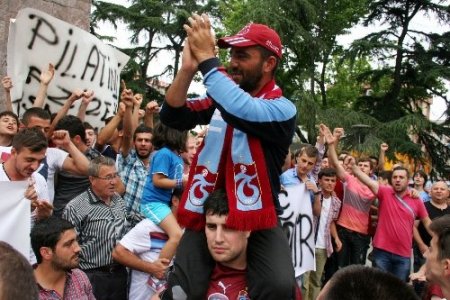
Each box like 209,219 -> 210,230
94,173 -> 119,181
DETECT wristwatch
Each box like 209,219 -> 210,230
314,190 -> 321,195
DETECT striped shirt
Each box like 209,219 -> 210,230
37,268 -> 95,300
63,188 -> 128,270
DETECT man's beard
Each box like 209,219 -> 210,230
51,255 -> 78,272
239,71 -> 263,93
136,150 -> 150,159
230,61 -> 264,93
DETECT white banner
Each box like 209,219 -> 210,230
7,8 -> 129,128
279,184 -> 315,277
0,181 -> 30,259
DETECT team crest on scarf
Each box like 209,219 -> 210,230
234,162 -> 262,210
185,165 -> 217,213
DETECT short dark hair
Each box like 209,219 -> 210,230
322,265 -> 418,300
393,166 -> 410,179
413,170 -> 428,185
318,168 -> 337,179
151,121 -> 187,152
21,107 -> 50,125
12,127 -> 48,152
0,241 -> 39,300
297,145 -> 319,160
0,111 -> 19,126
133,124 -> 153,141
31,216 -> 75,264
430,215 -> 450,260
83,121 -> 94,131
378,170 -> 393,185
204,189 -> 229,217
256,45 -> 279,75
55,115 -> 86,144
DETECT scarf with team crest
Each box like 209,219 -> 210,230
178,79 -> 282,231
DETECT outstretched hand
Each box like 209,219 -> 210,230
40,63 -> 55,85
2,76 -> 13,91
320,124 -> 336,145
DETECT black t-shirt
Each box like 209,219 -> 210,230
418,201 -> 450,246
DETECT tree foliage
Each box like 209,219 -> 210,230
91,0 -> 219,105
344,0 -> 450,178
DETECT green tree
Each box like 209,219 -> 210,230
345,0 -> 450,178
91,0 -> 219,104
219,0 -> 368,142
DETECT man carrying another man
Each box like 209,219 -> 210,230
159,14 -> 297,299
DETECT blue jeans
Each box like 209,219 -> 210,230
337,226 -> 370,267
373,248 -> 410,281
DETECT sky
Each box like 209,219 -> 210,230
95,0 -> 449,121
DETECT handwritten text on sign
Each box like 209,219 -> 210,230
279,184 -> 315,277
7,8 -> 129,126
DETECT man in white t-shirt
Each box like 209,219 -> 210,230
21,107 -> 89,202
0,127 -> 51,218
112,191 -> 181,300
0,128 -> 52,262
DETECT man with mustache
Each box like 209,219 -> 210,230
31,216 -> 95,299
63,156 -> 129,300
159,14 -> 297,299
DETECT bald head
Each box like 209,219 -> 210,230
430,181 -> 449,204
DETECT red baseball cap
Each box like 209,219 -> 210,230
218,23 -> 282,58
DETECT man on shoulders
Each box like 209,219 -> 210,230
31,216 -> 95,300
160,14 -> 297,299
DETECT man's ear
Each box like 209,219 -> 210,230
263,56 -> 277,74
444,259 -> 450,277
10,147 -> 17,156
73,135 -> 83,145
40,247 -> 53,261
245,231 -> 251,239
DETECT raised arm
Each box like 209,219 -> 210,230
52,130 -> 89,176
77,90 -> 94,122
131,93 -> 143,134
2,76 -> 13,111
96,102 -> 125,153
378,143 -> 388,172
321,124 -> 347,181
144,100 -> 159,129
47,89 -> 83,139
33,64 -> 55,108
351,164 -> 379,195
120,86 -> 135,158
165,39 -> 199,108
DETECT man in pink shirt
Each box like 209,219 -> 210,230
322,124 -> 376,268
351,165 -> 431,281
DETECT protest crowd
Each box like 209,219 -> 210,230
1,11 -> 450,300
